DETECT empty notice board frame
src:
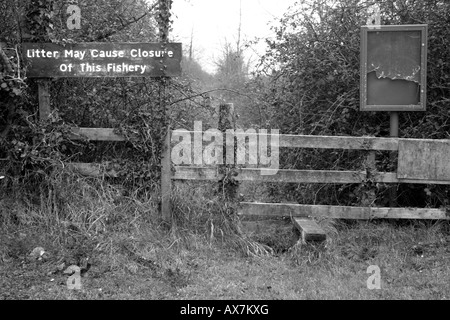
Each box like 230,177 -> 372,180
360,25 -> 428,111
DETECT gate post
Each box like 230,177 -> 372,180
218,103 -> 238,200
389,111 -> 399,207
158,0 -> 173,223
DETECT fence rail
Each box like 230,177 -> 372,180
239,202 -> 450,220
70,127 -> 401,150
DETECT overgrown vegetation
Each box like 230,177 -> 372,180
1,0 -> 450,300
237,0 -> 450,208
0,0 -> 269,276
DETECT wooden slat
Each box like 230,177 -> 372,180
68,130 -> 450,163
67,164 -> 450,185
171,167 -> 368,183
395,178 -> 450,185
239,202 -> 450,220
70,128 -> 125,141
235,168 -> 410,184
398,139 -> 450,181
235,168 -> 366,183
172,167 -> 450,185
280,134 -> 398,151
292,217 -> 327,242
171,131 -> 399,151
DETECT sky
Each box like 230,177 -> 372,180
171,0 -> 297,74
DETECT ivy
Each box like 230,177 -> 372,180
25,0 -> 55,42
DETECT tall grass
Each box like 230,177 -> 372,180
0,166 -> 274,272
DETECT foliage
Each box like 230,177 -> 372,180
246,0 -> 450,207
0,1 -> 236,249
0,0 -> 211,197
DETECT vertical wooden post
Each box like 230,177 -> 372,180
159,0 -> 172,223
365,8 -> 381,176
389,111 -> 399,206
38,80 -> 51,121
218,103 -> 237,200
160,81 -> 172,222
363,150 -> 376,206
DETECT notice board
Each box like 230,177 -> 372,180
360,25 -> 427,111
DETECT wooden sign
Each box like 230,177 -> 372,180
360,25 -> 427,111
22,42 -> 182,78
398,139 -> 450,181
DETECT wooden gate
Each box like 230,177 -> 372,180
169,127 -> 450,241
172,133 -> 450,219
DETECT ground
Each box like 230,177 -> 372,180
1,219 -> 449,300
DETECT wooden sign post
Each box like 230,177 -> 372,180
38,80 -> 51,121
24,43 -> 181,222
158,0 -> 173,223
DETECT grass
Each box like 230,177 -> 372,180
1,171 -> 450,300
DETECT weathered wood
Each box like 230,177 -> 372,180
395,177 -> 450,185
172,166 -> 221,180
161,127 -> 172,222
236,168 -> 416,184
172,167 -> 369,183
279,134 -> 398,151
292,217 -> 327,242
398,139 -> 450,181
235,168 -> 366,183
171,166 -> 450,185
238,202 -> 450,220
70,163 -> 450,186
66,130 -> 404,155
361,150 -> 377,206
70,127 -> 125,141
159,0 -> 173,222
38,80 -> 51,121
166,131 -> 399,151
218,103 -> 238,199
389,112 -> 399,207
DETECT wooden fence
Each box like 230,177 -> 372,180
170,133 -> 450,221
68,124 -> 450,221
50,93 -> 449,224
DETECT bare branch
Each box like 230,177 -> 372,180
0,42 -> 14,74
94,2 -> 158,41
